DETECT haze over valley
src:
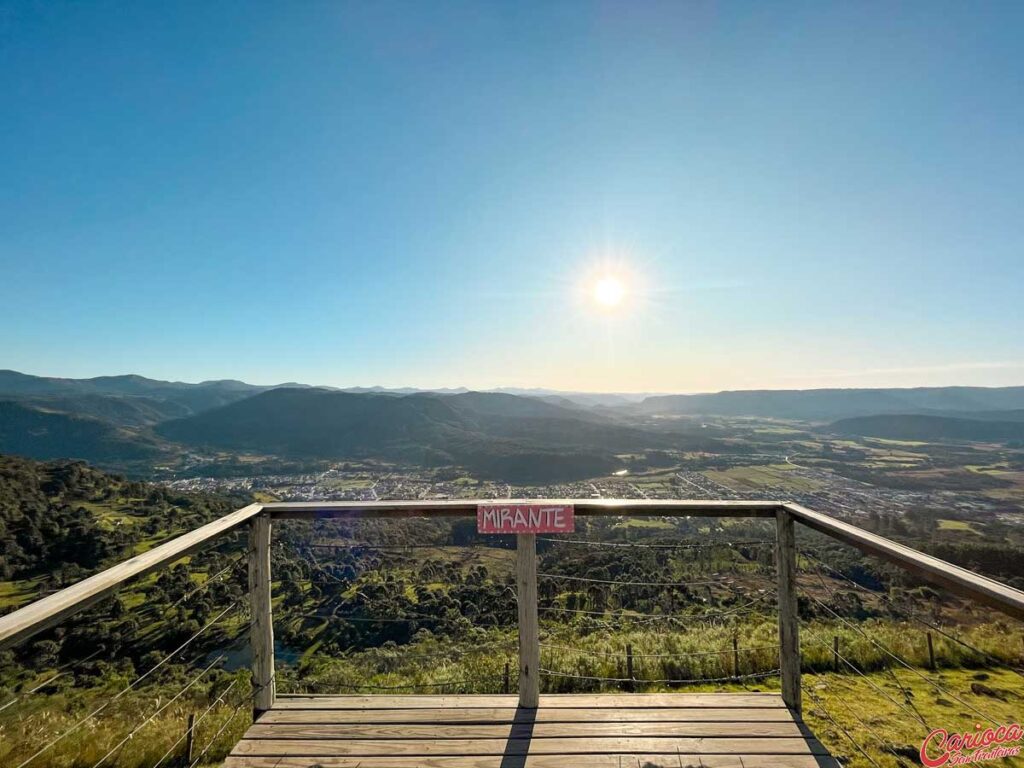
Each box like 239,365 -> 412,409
2,369 -> 1023,533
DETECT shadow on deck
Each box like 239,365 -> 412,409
225,692 -> 839,768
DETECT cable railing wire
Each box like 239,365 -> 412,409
186,676 -> 276,768
116,553 -> 247,630
1,556 -> 246,718
802,631 -> 929,728
150,677 -> 240,768
321,675 -> 506,692
803,564 -> 1000,726
539,642 -> 780,659
96,629 -> 255,768
807,591 -> 997,726
808,671 -> 907,763
537,572 -> 740,588
537,537 -> 774,550
284,609 -> 444,625
539,595 -> 772,623
89,653 -> 228,768
0,648 -> 104,714
804,685 -> 883,768
801,548 -> 1024,678
307,542 -> 483,551
540,668 -> 781,685
14,601 -> 242,768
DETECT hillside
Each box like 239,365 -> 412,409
155,388 -> 702,481
0,454 -> 243,584
0,401 -> 168,466
826,413 -> 1024,442
639,386 -> 1024,421
0,393 -> 190,427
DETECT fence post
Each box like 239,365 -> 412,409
504,661 -> 511,695
833,636 -> 840,672
626,644 -> 635,691
516,533 -> 540,708
776,507 -> 801,716
927,631 -> 936,670
732,635 -> 740,679
249,512 -> 275,717
184,712 -> 196,764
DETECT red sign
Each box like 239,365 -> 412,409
477,503 -> 575,534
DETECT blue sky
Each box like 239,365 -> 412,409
1,1 -> 1022,393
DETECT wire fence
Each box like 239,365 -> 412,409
534,526 -> 784,692
796,540 -> 1024,768
3,549 -> 253,768
15,512 -> 1023,767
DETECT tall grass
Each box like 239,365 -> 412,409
0,670 -> 250,768
3,617 -> 1021,767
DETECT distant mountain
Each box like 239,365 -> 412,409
487,388 -> 652,407
0,370 -> 286,420
0,401 -> 166,464
639,386 -> 1024,421
826,413 -> 1024,442
8,369 -> 1024,478
0,370 -> 651,412
154,388 -> 708,481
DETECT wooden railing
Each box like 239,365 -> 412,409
2,499 -> 1022,721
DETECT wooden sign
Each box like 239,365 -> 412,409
477,503 -> 575,534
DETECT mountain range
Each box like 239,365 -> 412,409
2,370 -> 1024,478
155,387 -> 718,481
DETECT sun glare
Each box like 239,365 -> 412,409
594,276 -> 625,307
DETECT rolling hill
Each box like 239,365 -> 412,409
154,388 -> 706,481
638,386 -> 1024,421
1,394 -> 191,427
826,413 -> 1024,442
0,401 -> 167,464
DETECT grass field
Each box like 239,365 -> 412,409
0,577 -> 42,610
937,518 -> 981,534
704,464 -> 824,493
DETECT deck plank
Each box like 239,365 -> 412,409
245,721 -> 804,738
226,756 -> 833,768
259,706 -> 796,724
230,736 -> 829,756
270,693 -> 785,709
228,693 -> 837,767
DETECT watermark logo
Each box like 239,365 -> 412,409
920,723 -> 1023,766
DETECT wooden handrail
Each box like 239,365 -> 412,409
784,502 -> 1024,621
0,503 -> 263,651
2,495 -> 1023,723
262,499 -> 783,518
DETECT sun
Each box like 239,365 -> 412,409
594,276 -> 625,307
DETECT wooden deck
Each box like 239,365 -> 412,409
224,693 -> 838,768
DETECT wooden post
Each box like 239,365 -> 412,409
184,712 -> 196,764
833,636 -> 840,672
626,644 -> 635,691
776,508 -> 801,716
516,533 -> 540,708
732,635 -> 740,678
248,512 -> 275,717
927,631 -> 936,670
